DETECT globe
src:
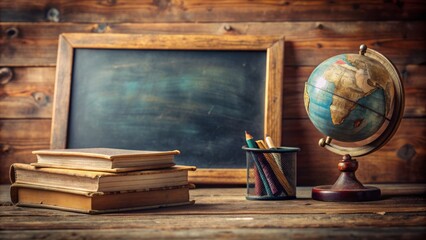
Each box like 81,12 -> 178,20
303,45 -> 405,202
304,53 -> 394,142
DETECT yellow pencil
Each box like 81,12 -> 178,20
265,136 -> 283,172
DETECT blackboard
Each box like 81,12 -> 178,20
68,49 -> 265,168
51,34 -> 284,184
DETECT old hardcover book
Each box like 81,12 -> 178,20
10,183 -> 193,214
10,163 -> 196,192
32,148 -> 180,171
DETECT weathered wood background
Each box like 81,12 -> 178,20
0,0 -> 425,185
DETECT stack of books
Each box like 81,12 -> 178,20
10,148 -> 196,214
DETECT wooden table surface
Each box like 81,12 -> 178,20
1,184 -> 425,239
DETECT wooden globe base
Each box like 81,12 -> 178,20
312,185 -> 381,202
312,155 -> 381,202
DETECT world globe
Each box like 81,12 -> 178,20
304,52 -> 394,142
303,45 -> 405,202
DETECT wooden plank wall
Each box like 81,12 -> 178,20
0,0 -> 425,185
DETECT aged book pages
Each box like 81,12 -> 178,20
32,148 -> 180,170
11,163 -> 196,192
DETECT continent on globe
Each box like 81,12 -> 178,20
348,55 -> 394,117
323,58 -> 379,125
304,54 -> 395,142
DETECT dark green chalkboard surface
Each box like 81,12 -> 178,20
51,34 -> 284,183
68,49 -> 266,168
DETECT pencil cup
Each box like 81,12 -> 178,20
242,146 -> 300,200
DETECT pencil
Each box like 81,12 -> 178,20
256,140 -> 294,196
245,131 -> 272,196
265,136 -> 283,172
245,131 -> 280,195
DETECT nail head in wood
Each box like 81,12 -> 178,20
46,8 -> 60,22
223,24 -> 232,31
316,23 -> 324,29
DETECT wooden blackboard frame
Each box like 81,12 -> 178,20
51,33 -> 284,184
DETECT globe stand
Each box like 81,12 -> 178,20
306,44 -> 404,202
312,154 -> 381,201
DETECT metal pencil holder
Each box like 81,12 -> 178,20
242,146 -> 300,200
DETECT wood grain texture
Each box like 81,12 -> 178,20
0,119 -> 50,183
6,227 -> 426,240
50,35 -> 74,149
1,214 -> 426,230
189,169 -> 246,185
265,38 -> 284,144
0,67 -> 55,118
1,22 -> 425,66
1,0 -> 425,23
63,33 -> 282,50
1,227 -> 425,240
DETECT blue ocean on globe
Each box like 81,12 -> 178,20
304,54 -> 388,142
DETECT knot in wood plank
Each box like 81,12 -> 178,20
0,67 -> 13,85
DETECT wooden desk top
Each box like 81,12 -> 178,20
1,184 -> 425,239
